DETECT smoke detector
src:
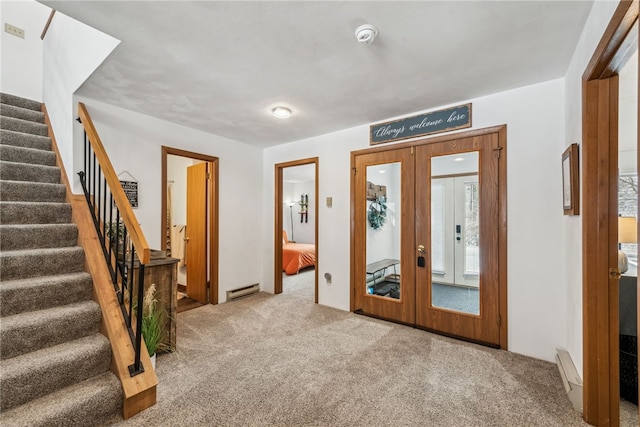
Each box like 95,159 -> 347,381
355,24 -> 378,45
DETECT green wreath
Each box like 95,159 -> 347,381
368,196 -> 387,230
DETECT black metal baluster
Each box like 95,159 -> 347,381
96,164 -> 102,235
92,152 -> 96,212
102,177 -> 107,245
129,262 -> 145,376
128,242 -> 135,328
108,194 -> 114,263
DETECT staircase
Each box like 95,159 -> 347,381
0,93 -> 122,426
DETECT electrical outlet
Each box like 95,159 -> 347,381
5,23 -> 25,39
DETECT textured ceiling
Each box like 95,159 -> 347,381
41,1 -> 594,148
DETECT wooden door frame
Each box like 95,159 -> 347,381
350,125 -> 508,350
581,1 -> 638,425
274,157 -> 319,303
161,146 -> 219,305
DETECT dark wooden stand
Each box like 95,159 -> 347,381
134,254 -> 179,353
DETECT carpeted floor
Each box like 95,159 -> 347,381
118,273 -> 637,426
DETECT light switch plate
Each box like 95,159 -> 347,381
326,197 -> 332,208
5,23 -> 25,39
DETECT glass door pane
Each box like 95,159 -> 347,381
365,162 -> 401,300
430,152 -> 480,315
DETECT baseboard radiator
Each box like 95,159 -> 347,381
556,349 -> 583,413
226,284 -> 260,301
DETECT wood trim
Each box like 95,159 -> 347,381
43,105 -> 157,419
351,125 -> 507,157
161,146 -> 219,305
78,103 -> 150,264
350,153 -> 356,313
496,125 -> 508,350
274,157 -> 319,303
583,0 -> 638,80
40,9 -> 56,40
581,0 -> 638,424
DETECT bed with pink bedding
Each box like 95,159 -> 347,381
282,231 -> 316,275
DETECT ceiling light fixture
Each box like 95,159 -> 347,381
454,157 -> 465,162
272,107 -> 291,119
355,24 -> 378,45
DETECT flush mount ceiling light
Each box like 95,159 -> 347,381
355,24 -> 378,45
454,157 -> 465,162
272,106 -> 291,119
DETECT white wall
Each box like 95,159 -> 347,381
0,0 -> 51,101
42,11 -> 119,190
75,96 -> 264,303
263,78 -> 568,362
562,0 -> 619,378
289,181 -> 315,244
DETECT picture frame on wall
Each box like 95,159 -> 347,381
562,143 -> 580,215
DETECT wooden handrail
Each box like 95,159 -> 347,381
40,9 -> 56,40
78,102 -> 151,264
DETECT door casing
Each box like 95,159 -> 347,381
350,125 -> 508,349
161,146 -> 219,305
274,157 -> 319,303
581,1 -> 638,424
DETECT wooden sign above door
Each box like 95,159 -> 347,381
370,103 -> 472,145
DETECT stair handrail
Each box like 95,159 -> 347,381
78,103 -> 150,264
77,102 -> 150,376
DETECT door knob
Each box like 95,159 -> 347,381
417,244 -> 425,255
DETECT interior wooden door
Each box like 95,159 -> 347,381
415,132 -> 502,346
186,162 -> 208,303
353,148 -> 416,324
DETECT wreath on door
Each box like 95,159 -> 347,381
368,196 -> 387,230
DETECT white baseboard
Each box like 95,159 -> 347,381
556,349 -> 583,413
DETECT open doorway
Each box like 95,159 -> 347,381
274,158 -> 319,302
161,146 -> 219,311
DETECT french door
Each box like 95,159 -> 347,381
352,127 -> 506,347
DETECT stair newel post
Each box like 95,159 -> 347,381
129,262 -> 146,376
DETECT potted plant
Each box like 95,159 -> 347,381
141,283 -> 168,368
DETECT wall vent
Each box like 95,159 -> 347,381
556,349 -> 583,413
226,284 -> 259,301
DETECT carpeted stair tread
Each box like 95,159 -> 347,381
0,223 -> 78,251
0,103 -> 44,124
0,129 -> 52,151
1,246 -> 85,280
0,333 -> 112,411
0,143 -> 56,166
0,116 -> 48,137
1,301 -> 102,360
0,180 -> 66,202
0,160 -> 60,184
0,371 -> 122,427
0,201 -> 72,224
0,93 -> 42,111
0,272 -> 92,317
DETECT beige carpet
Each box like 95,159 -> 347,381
118,271 -> 636,426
